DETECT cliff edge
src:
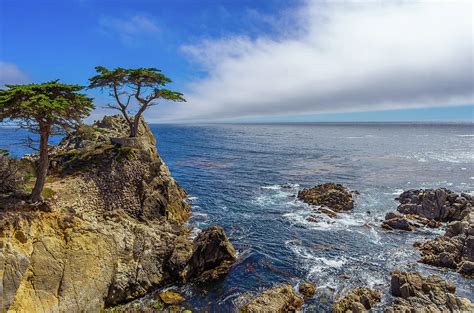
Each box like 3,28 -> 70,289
0,115 -> 235,312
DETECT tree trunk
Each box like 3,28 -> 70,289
31,125 -> 50,202
130,115 -> 141,137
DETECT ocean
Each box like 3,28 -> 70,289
1,122 -> 473,311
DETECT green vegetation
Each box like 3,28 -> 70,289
88,66 -> 185,137
0,81 -> 94,202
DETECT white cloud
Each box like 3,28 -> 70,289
99,14 -> 159,45
155,0 -> 473,122
0,62 -> 29,87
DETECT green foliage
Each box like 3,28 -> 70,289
88,66 -> 185,137
0,80 -> 95,132
88,66 -> 185,103
0,149 -> 9,156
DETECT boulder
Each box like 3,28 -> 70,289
183,225 -> 237,283
396,188 -> 472,222
385,270 -> 473,312
298,282 -> 316,299
159,290 -> 185,305
415,220 -> 474,276
240,284 -> 304,313
332,287 -> 381,313
382,188 -> 472,231
298,183 -> 355,216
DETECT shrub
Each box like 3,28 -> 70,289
0,154 -> 27,194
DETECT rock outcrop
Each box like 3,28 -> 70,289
382,188 -> 472,231
298,183 -> 355,218
332,287 -> 381,313
0,115 -> 235,312
415,220 -> 474,277
182,225 -> 237,283
385,270 -> 473,312
298,282 -> 316,299
240,284 -> 304,313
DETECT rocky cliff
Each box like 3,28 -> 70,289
0,116 -> 235,312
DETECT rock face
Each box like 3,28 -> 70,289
382,188 -> 472,231
385,270 -> 473,312
240,284 -> 304,313
416,220 -> 474,277
298,183 -> 354,217
0,115 -> 235,312
332,287 -> 381,313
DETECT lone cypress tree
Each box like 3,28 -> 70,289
0,81 -> 94,202
88,66 -> 185,137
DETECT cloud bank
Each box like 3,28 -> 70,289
155,0 -> 473,122
0,62 -> 29,87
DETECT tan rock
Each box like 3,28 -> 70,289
332,287 -> 381,313
240,284 -> 304,313
159,290 -> 185,305
298,282 -> 317,298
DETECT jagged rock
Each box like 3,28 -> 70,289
240,284 -> 304,313
415,220 -> 474,276
397,188 -> 472,222
183,225 -> 237,283
332,287 -> 381,313
298,183 -> 355,217
298,282 -> 316,298
382,188 -> 472,231
385,270 -> 473,312
0,116 -> 233,312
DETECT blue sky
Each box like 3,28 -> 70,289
0,0 -> 473,122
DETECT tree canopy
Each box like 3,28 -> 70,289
88,66 -> 185,137
0,81 -> 94,201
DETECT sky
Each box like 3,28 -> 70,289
0,0 -> 473,123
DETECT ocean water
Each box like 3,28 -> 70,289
1,123 -> 473,311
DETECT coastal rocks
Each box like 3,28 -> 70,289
183,225 -> 237,283
385,270 -> 473,312
382,188 -> 472,231
298,183 -> 355,217
415,220 -> 474,276
299,282 -> 317,299
240,284 -> 304,313
0,116 -> 234,312
332,287 -> 381,313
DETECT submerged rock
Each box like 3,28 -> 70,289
240,284 -> 304,313
298,183 -> 355,217
385,270 -> 473,312
415,220 -> 474,276
299,282 -> 317,299
332,287 -> 381,313
0,115 -> 233,312
382,188 -> 472,231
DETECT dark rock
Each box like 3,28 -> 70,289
298,183 -> 355,216
184,225 -> 237,283
240,284 -> 304,313
385,270 -> 473,312
332,287 -> 381,313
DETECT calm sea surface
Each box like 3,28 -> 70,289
1,123 -> 473,311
